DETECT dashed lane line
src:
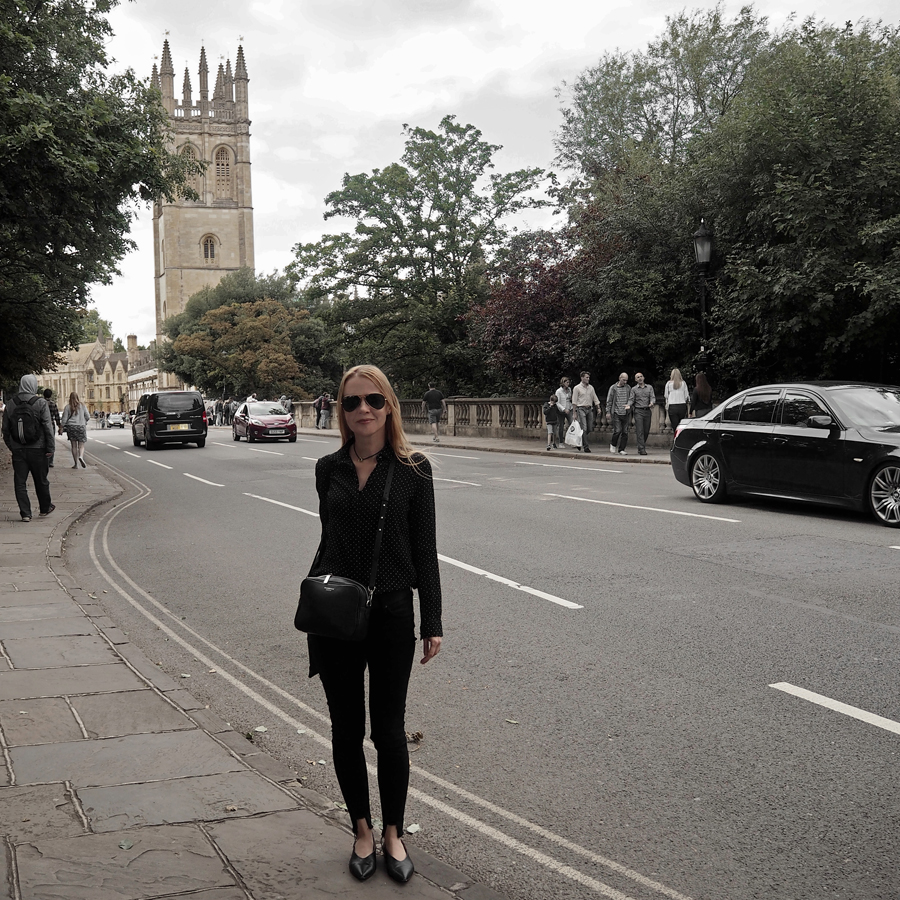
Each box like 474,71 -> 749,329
435,477 -> 481,486
146,460 -> 173,469
243,493 -> 319,517
123,451 -> 140,458
247,447 -> 284,455
545,493 -> 741,523
437,554 -> 582,610
431,452 -> 478,459
517,461 -> 621,474
184,473 -> 224,487
770,682 -> 900,736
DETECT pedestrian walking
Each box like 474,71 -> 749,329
554,377 -> 573,448
664,368 -> 691,436
60,392 -> 91,469
630,372 -> 656,456
2,374 -> 55,522
543,393 -> 560,449
42,389 -> 61,468
421,382 -> 447,442
319,392 -> 333,430
571,371 -> 601,453
313,393 -> 324,428
304,364 -> 442,884
606,372 -> 633,455
690,372 -> 714,418
215,398 -> 224,426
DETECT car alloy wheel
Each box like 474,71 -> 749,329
691,452 -> 726,503
868,463 -> 900,527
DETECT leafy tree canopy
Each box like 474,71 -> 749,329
0,0 -> 201,382
290,115 -> 548,394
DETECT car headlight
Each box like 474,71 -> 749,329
249,418 -> 263,426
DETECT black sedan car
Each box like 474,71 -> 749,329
670,382 -> 900,526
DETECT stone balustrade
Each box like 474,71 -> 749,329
292,398 -> 677,448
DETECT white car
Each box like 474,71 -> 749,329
108,413 -> 126,428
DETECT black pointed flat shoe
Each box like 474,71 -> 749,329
349,836 -> 376,882
382,839 -> 414,884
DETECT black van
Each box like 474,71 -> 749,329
132,391 -> 208,449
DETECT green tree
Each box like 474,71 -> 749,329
158,268 -> 341,397
0,0 -> 201,382
694,20 -> 900,383
290,115 -> 548,394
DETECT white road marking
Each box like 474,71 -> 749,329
184,473 -> 224,487
438,554 -> 581,609
247,447 -> 284,455
517,461 -> 621,474
431,452 -> 478,459
243,493 -> 319,517
87,466 -> 691,900
296,437 -> 329,443
770,682 -> 900,736
146,460 -> 172,469
891,546 -> 900,550
123,451 -> 140,458
302,457 -> 318,462
106,445 -> 120,450
545,493 -> 741,523
211,441 -> 234,447
435,477 -> 481,486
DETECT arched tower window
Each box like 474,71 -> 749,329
180,144 -> 200,194
214,147 -> 232,198
202,235 -> 219,265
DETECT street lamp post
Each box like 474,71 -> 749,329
692,219 -> 712,351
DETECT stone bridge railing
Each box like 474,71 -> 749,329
294,398 -> 676,447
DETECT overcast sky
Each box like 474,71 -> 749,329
92,0 -> 898,345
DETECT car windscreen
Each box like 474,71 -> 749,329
248,402 -> 288,416
826,386 -> 900,428
154,393 -> 203,413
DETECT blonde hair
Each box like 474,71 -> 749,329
670,368 -> 684,390
68,392 -> 82,414
337,365 -> 426,469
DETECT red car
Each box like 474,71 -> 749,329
232,401 -> 297,443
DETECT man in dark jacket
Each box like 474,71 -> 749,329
43,389 -> 60,467
2,375 -> 55,522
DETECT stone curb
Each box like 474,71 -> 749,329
11,453 -> 510,900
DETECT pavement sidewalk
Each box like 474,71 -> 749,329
0,447 -> 506,900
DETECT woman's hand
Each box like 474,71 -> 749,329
420,636 -> 442,665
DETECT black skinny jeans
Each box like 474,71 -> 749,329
11,448 -> 52,518
310,588 -> 416,835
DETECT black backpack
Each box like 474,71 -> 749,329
10,395 -> 41,444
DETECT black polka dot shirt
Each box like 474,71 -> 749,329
313,443 -> 443,639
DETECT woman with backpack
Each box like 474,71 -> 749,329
59,392 -> 91,468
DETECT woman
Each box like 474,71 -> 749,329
307,364 -> 442,884
664,368 -> 691,434
554,376 -> 573,447
690,372 -> 714,418
59,392 -> 90,468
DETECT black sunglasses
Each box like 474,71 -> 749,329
341,393 -> 387,412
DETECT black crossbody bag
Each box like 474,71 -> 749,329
294,459 -> 396,642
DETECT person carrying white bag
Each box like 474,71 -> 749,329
564,418 -> 583,449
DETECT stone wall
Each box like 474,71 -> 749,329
292,398 -> 677,447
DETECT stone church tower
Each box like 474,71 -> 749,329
151,40 -> 255,381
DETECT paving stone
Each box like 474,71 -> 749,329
0,764 -> 9,786
115,644 -> 179,691
0,553 -> 47,568
97,626 -> 129,644
0,617 -> 95,639
215,730 -> 258,756
4,635 -> 117,669
15,824 -> 236,900
0,784 -> 86,842
163,689 -> 206,710
80,769 -> 299,832
208,809 -> 449,899
147,890 -> 247,900
0,590 -> 69,607
10,729 -> 245,788
0,664 -> 146,701
240,751 -> 297,783
0,602 -> 79,623
413,851 -> 472,892
0,578 -> 61,591
0,698 -> 83,746
188,708 -> 231,734
458,884 -> 511,900
70,691 -> 193,738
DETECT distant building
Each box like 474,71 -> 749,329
151,40 -> 255,388
39,334 -> 155,413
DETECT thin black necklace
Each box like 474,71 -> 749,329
353,444 -> 383,462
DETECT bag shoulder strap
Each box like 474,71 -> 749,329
366,458 -> 396,598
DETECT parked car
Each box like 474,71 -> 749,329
131,390 -> 208,449
108,412 -> 126,428
670,382 -> 900,527
232,401 -> 297,443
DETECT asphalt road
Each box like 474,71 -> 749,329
64,426 -> 900,900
